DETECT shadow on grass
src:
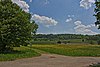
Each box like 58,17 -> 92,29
0,49 -> 25,54
0,47 -> 41,61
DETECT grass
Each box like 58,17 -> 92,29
0,46 -> 40,61
0,44 -> 100,61
32,44 -> 100,57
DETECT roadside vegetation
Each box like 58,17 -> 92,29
0,46 -> 40,61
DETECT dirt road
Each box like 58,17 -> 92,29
0,54 -> 100,67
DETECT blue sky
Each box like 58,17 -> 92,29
12,0 -> 100,35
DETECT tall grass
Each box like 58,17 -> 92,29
32,45 -> 100,57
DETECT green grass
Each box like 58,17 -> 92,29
32,44 -> 100,57
0,44 -> 100,61
0,46 -> 40,61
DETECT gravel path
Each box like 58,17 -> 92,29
0,54 -> 100,67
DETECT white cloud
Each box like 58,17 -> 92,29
80,0 -> 95,9
30,0 -> 32,2
11,0 -> 49,12
12,0 -> 29,12
68,15 -> 75,17
31,14 -> 58,27
66,15 -> 75,22
12,0 -> 57,27
74,21 -> 97,35
74,21 -> 82,25
66,18 -> 72,22
88,0 -> 95,3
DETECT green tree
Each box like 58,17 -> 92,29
95,0 -> 100,29
0,0 -> 38,51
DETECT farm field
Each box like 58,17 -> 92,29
32,44 -> 100,57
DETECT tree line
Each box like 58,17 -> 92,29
32,34 -> 100,45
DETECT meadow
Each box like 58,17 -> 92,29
32,44 -> 100,57
0,44 -> 100,61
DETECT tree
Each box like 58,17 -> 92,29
0,0 -> 38,51
94,0 -> 100,29
57,41 -> 61,44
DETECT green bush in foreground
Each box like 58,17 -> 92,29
0,46 -> 40,61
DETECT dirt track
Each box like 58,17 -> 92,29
0,54 -> 100,67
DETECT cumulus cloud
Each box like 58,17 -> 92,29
12,0 -> 29,12
74,21 -> 97,35
66,18 -> 72,22
11,0 -> 49,12
66,15 -> 75,22
80,0 -> 95,9
31,14 -> 58,27
12,0 -> 57,27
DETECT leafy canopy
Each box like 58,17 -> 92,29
0,0 -> 38,50
95,0 -> 100,29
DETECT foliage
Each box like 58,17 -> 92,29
32,45 -> 100,57
0,0 -> 38,51
95,0 -> 100,29
0,46 -> 40,61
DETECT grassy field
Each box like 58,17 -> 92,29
0,46 -> 40,61
0,44 -> 100,61
32,44 -> 100,57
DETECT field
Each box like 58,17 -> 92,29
32,44 -> 100,57
0,44 -> 100,61
0,46 -> 40,61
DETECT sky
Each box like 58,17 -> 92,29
12,0 -> 100,35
